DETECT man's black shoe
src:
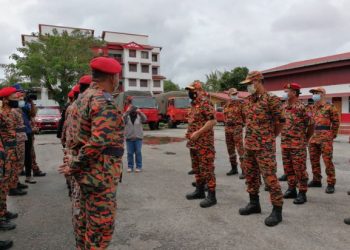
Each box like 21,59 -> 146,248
200,190 -> 217,208
17,182 -> 28,189
0,219 -> 16,231
265,206 -> 283,227
226,166 -> 238,176
344,217 -> 350,225
293,192 -> 307,205
188,170 -> 195,175
5,212 -> 18,220
186,185 -> 205,200
308,180 -> 322,188
239,194 -> 261,215
325,185 -> 335,194
33,171 -> 46,177
0,240 -> 13,250
8,189 -> 27,196
283,188 -> 297,199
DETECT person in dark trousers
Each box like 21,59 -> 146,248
22,94 -> 36,184
124,105 -> 147,173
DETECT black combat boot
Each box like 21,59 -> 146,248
293,192 -> 307,205
0,240 -> 13,250
239,194 -> 262,215
264,206 -> 283,227
5,212 -> 18,220
188,169 -> 195,175
9,188 -> 27,196
0,219 -> 16,231
226,165 -> 238,176
283,188 -> 297,199
278,174 -> 287,181
200,190 -> 217,208
239,171 -> 246,179
17,182 -> 28,189
264,186 -> 270,192
191,182 -> 196,187
344,217 -> 350,225
348,190 -> 350,195
186,185 -> 205,200
325,185 -> 335,194
308,180 -> 322,187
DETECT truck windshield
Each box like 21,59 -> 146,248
132,97 -> 157,108
174,98 -> 190,108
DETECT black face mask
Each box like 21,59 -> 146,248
8,100 -> 19,108
188,91 -> 197,100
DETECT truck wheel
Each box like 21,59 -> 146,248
168,120 -> 177,129
149,122 -> 156,130
155,122 -> 160,130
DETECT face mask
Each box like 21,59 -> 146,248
188,91 -> 197,100
8,100 -> 19,108
247,84 -> 256,94
282,93 -> 289,100
18,101 -> 25,108
312,94 -> 321,102
231,95 -> 239,100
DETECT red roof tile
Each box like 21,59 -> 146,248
263,52 -> 350,74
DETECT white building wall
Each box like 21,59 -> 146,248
104,32 -> 148,44
342,97 -> 349,113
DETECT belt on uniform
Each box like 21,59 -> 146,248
102,147 -> 124,157
16,128 -> 26,133
315,125 -> 331,130
226,122 -> 243,126
4,141 -> 17,147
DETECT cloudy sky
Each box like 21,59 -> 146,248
0,0 -> 350,87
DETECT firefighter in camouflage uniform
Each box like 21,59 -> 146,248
185,81 -> 218,208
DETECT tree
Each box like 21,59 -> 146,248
219,67 -> 249,91
164,80 -> 180,92
203,71 -> 222,92
6,29 -> 104,106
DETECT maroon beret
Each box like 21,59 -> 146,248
0,87 -> 18,98
90,57 -> 122,74
79,75 -> 92,85
72,85 -> 80,93
284,82 -> 301,90
68,90 -> 74,98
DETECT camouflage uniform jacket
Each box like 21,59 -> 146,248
243,92 -> 284,151
309,103 -> 340,144
186,95 -> 216,150
70,83 -> 125,189
12,108 -> 27,143
223,100 -> 244,133
281,100 -> 312,149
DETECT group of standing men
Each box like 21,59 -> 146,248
58,57 -> 125,250
0,85 -> 46,249
185,70 -> 342,227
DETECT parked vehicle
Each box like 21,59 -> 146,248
34,106 -> 61,132
115,91 -> 160,130
156,91 -> 190,128
215,107 -> 225,124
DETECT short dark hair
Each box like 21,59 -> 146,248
92,69 -> 114,81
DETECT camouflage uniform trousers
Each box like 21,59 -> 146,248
244,148 -> 283,206
282,147 -> 308,192
309,141 -> 336,185
76,183 -> 117,250
225,125 -> 245,171
9,141 -> 25,189
0,148 -> 17,218
190,147 -> 216,191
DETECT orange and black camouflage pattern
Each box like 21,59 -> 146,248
186,94 -> 216,191
281,100 -> 311,192
242,92 -> 283,207
0,134 -> 5,219
70,82 -> 124,249
0,109 -> 18,218
309,103 -> 340,185
224,99 -> 245,170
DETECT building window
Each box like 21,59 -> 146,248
129,64 -> 137,72
152,67 -> 158,75
129,79 -> 137,87
153,80 -> 161,88
141,64 -> 149,73
129,50 -> 136,58
141,51 -> 149,59
152,54 -> 158,62
140,80 -> 148,87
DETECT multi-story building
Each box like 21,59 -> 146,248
21,24 -> 165,94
